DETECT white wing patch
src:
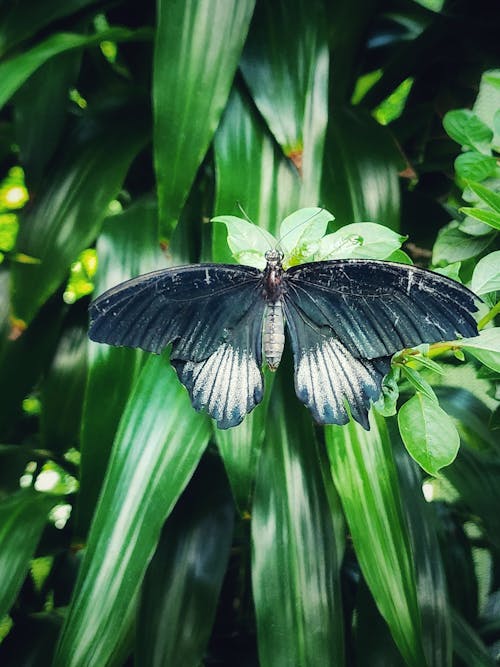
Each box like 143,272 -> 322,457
174,343 -> 264,429
294,337 -> 385,428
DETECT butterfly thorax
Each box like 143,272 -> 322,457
263,250 -> 285,370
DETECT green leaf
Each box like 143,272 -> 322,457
154,0 -> 255,238
434,262 -> 462,282
53,356 -> 211,667
460,206 -> 500,230
473,69 -> 500,151
211,216 -> 276,269
215,370 -> 274,514
77,199 -> 167,538
322,107 -> 403,231
318,222 -> 406,260
458,216 -> 493,236
443,110 -> 493,154
385,248 -> 413,264
11,109 -> 149,325
466,180 -> 500,214
401,366 -> 438,403
278,207 -> 333,261
326,412 -> 426,667
432,222 -> 494,265
13,51 -> 81,188
40,324 -> 87,453
471,251 -> 500,295
0,490 -> 58,618
252,367 -> 344,667
0,0 -> 99,57
373,368 -> 400,417
137,456 -> 234,666
0,28 -> 153,111
213,86 -> 301,262
452,609 -> 496,667
458,328 -> 500,373
391,435 -> 453,667
397,393 -> 460,475
240,0 -> 329,203
454,152 -> 498,181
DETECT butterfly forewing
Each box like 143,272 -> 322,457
89,264 -> 266,428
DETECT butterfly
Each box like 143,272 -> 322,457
88,248 -> 479,430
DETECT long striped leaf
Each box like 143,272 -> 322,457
76,199 -> 167,538
326,412 -> 426,667
154,0 -> 255,238
53,355 -> 211,667
240,0 -> 329,203
252,365 -> 344,667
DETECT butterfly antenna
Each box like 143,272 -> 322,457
236,201 -> 276,249
275,207 -> 328,251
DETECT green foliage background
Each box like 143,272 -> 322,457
0,0 -> 499,665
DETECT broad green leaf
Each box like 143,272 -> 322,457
458,328 -> 500,373
322,107 -> 403,231
240,0 -> 329,204
53,356 -> 211,667
432,222 -> 494,265
400,366 -> 438,403
77,199 -> 167,538
397,393 -> 460,475
0,28 -> 153,111
385,248 -> 413,264
154,0 -> 255,238
0,490 -> 58,618
40,324 -> 87,453
471,251 -> 500,295
454,152 -> 498,181
0,0 -> 99,57
278,207 -> 333,260
434,262 -> 462,282
459,206 -> 500,230
458,216 -> 493,236
326,412 -> 426,667
443,110 -> 493,154
11,109 -> 149,325
215,370 -> 274,514
473,69 -> 500,151
211,216 -> 276,269
213,86 -> 301,263
137,456 -> 234,666
252,367 -> 344,667
466,180 -> 500,214
318,222 -> 406,260
392,432 -> 452,667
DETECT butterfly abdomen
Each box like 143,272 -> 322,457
263,301 -> 285,370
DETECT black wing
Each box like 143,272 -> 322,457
89,264 -> 266,428
283,259 -> 479,429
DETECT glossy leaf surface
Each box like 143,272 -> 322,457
11,109 -> 149,325
154,0 -> 255,238
252,366 -> 344,667
77,199 -> 167,537
53,356 -> 211,666
137,455 -> 234,666
0,490 -> 58,618
326,412 -> 426,667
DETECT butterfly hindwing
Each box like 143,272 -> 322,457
284,296 -> 391,428
89,264 -> 266,427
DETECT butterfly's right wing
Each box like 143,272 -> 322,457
89,264 -> 266,428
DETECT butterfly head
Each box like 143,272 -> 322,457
264,249 -> 284,266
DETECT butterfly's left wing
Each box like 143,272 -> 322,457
89,264 -> 266,428
283,259 -> 479,428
